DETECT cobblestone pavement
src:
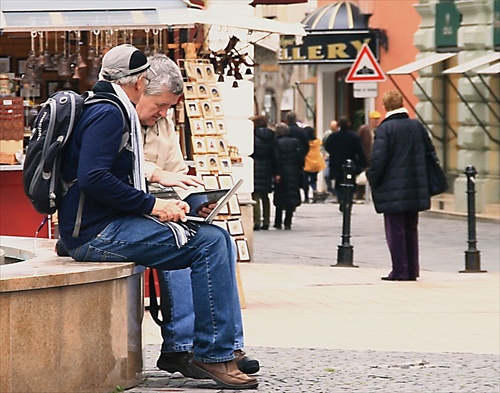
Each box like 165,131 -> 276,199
129,345 -> 500,393
128,201 -> 499,393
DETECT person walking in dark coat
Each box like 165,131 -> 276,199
251,115 -> 276,231
367,90 -> 434,281
273,122 -> 302,230
286,111 -> 310,202
323,116 -> 367,210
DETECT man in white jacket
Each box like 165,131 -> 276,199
136,54 -> 259,379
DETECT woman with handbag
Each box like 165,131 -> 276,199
367,90 -> 447,281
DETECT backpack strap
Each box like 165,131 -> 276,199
148,268 -> 172,326
84,91 -> 131,152
70,92 -> 131,239
72,191 -> 85,238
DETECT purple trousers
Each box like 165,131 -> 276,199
383,211 -> 420,279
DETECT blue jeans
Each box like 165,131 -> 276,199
158,226 -> 244,353
70,215 -> 241,363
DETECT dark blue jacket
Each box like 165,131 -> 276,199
59,92 -> 154,250
273,134 -> 302,208
367,112 -> 431,214
252,126 -> 276,193
324,126 -> 367,180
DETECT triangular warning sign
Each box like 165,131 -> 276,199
346,44 -> 386,83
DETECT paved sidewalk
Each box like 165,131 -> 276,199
130,202 -> 500,392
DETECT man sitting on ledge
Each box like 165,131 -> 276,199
57,44 -> 258,390
137,53 -> 259,378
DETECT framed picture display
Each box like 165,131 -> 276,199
217,137 -> 229,155
194,65 -> 205,81
207,154 -> 220,171
219,157 -> 233,173
184,82 -> 197,99
212,102 -> 224,117
184,62 -> 197,81
219,203 -> 229,216
204,120 -> 216,135
227,219 -> 244,236
211,220 -> 228,232
204,64 -> 217,83
193,137 -> 207,154
190,118 -> 206,135
209,84 -> 221,100
218,175 -> 234,189
0,57 -> 11,73
228,195 -> 241,216
236,239 -> 251,262
194,155 -> 209,173
206,136 -> 219,154
215,120 -> 227,134
186,100 -> 202,117
202,174 -> 219,190
197,83 -> 209,99
201,101 -> 214,118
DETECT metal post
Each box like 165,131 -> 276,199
460,166 -> 486,273
334,159 -> 358,267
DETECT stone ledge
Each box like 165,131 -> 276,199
0,235 -> 144,393
0,236 -> 144,292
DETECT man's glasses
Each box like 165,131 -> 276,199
143,68 -> 157,86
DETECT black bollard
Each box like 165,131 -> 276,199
334,159 -> 358,268
460,165 -> 486,273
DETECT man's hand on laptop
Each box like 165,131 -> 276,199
151,170 -> 204,189
151,199 -> 190,222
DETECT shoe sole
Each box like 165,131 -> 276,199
187,362 -> 258,390
157,361 -> 206,379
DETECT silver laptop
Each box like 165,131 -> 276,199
150,179 -> 243,224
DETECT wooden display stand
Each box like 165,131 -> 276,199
179,59 -> 249,307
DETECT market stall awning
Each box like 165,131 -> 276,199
1,0 -> 305,35
158,8 -> 305,36
477,63 -> 500,74
387,53 -> 457,75
442,52 -> 499,74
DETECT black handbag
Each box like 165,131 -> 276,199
426,151 -> 448,195
424,143 -> 448,196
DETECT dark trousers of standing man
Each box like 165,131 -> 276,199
274,206 -> 294,229
383,211 -> 420,280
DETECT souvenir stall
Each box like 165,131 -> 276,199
0,1 -> 305,245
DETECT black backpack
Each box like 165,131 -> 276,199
23,90 -> 129,216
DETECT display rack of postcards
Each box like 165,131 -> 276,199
179,59 -> 250,262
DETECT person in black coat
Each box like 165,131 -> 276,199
367,90 -> 433,281
286,111 -> 310,202
251,115 -> 276,230
273,122 -> 302,230
323,116 -> 367,210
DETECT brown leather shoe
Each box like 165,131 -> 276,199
188,359 -> 258,389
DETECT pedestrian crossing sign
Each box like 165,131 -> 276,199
346,44 -> 386,83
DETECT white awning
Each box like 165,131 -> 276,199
1,1 -> 305,35
158,8 -> 306,36
477,63 -> 500,75
443,52 -> 500,74
387,53 -> 457,75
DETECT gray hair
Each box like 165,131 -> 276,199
275,122 -> 289,137
98,69 -> 146,87
144,54 -> 184,96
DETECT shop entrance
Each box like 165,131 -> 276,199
335,68 -> 365,131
